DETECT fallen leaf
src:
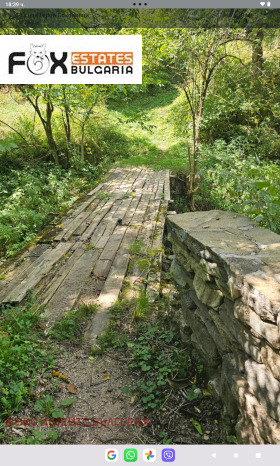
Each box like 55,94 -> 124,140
191,419 -> 203,435
202,225 -> 210,229
76,354 -> 81,359
203,389 -> 212,396
103,374 -> 110,380
52,370 -> 68,382
203,434 -> 209,440
28,392 -> 36,397
39,323 -> 47,330
58,383 -> 64,390
89,356 -> 94,360
214,419 -> 219,424
194,407 -> 201,414
67,383 -> 78,394
57,224 -> 64,228
116,320 -> 122,327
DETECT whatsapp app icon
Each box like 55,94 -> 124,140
124,448 -> 137,462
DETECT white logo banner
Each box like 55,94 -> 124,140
0,35 -> 142,84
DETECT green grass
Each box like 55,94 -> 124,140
0,302 -> 55,421
108,87 -> 189,171
48,303 -> 97,343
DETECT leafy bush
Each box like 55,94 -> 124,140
0,304 -> 54,420
0,162 -> 105,260
197,139 -> 280,233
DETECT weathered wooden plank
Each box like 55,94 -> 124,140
164,169 -> 171,201
92,259 -> 112,278
146,200 -> 169,301
94,220 -> 118,249
86,168 -> 124,196
80,200 -> 116,242
84,228 -> 138,346
43,248 -> 100,324
123,199 -> 161,300
36,246 -> 85,308
129,195 -> 150,225
70,199 -> 92,218
2,242 -> 73,304
122,195 -> 141,226
0,244 -> 49,302
99,225 -> 127,261
155,181 -> 164,200
61,211 -> 93,241
90,221 -> 108,247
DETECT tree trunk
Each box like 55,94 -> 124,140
45,97 -> 59,165
80,125 -> 85,162
252,28 -> 264,82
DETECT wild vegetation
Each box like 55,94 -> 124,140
1,21 -> 280,445
1,27 -> 280,263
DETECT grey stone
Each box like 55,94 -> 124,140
207,375 -> 222,399
193,275 -> 223,310
189,290 -> 231,354
245,359 -> 280,421
199,258 -> 221,278
215,276 -> 241,300
220,353 -> 240,418
181,299 -> 220,367
233,377 -> 280,444
171,257 -> 193,288
219,304 -> 263,363
261,344 -> 280,382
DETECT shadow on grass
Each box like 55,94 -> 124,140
93,120 -> 187,171
108,87 -> 180,116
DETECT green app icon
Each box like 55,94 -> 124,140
124,448 -> 137,462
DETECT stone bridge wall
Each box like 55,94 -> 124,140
166,210 -> 280,444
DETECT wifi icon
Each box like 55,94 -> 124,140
260,1 -> 265,4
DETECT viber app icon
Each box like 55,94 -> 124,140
105,448 -> 118,462
162,448 -> 175,462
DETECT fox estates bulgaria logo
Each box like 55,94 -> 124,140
9,43 -> 134,76
0,35 -> 142,84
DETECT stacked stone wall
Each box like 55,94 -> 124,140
167,210 -> 280,444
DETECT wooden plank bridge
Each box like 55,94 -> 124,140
0,167 -> 171,346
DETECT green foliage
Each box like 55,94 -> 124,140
129,240 -> 145,256
127,325 -> 189,410
134,291 -> 150,320
34,394 -> 75,416
95,191 -> 111,200
48,303 -> 97,343
0,162 -> 105,260
0,303 -> 54,421
197,139 -> 280,233
13,428 -> 59,445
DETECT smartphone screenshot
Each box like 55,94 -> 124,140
0,1 -> 280,465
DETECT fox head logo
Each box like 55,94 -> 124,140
27,44 -> 50,75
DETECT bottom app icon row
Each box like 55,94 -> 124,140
105,448 -> 175,462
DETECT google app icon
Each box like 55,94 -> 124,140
105,448 -> 118,462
